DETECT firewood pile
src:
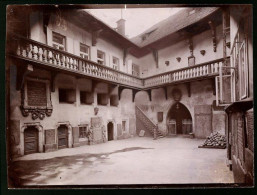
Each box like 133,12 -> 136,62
198,132 -> 226,149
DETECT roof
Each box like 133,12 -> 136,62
130,7 -> 220,47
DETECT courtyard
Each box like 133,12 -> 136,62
8,136 -> 234,187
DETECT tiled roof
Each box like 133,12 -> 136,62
130,7 -> 220,47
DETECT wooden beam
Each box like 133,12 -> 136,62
188,36 -> 193,56
186,83 -> 191,97
208,21 -> 217,52
92,29 -> 103,46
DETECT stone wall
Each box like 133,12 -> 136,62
9,65 -> 136,157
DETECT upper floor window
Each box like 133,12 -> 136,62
132,63 -> 140,77
80,43 -> 90,60
52,32 -> 65,51
97,50 -> 105,65
112,57 -> 119,70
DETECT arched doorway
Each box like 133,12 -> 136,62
167,102 -> 192,135
24,126 -> 38,155
57,124 -> 68,149
107,122 -> 114,141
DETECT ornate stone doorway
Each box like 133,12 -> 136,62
167,102 -> 192,135
107,122 -> 114,141
24,126 -> 38,155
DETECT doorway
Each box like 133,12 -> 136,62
58,125 -> 68,149
24,126 -> 38,155
107,122 -> 114,141
167,102 -> 192,135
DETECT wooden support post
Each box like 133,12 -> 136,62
186,83 -> 191,97
212,78 -> 216,95
151,49 -> 159,68
123,47 -> 131,65
50,71 -> 58,92
208,21 -> 217,52
147,89 -> 152,101
132,89 -> 139,102
16,64 -> 33,91
188,36 -> 194,56
118,86 -> 125,100
163,86 -> 168,100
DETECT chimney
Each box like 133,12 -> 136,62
116,18 -> 126,36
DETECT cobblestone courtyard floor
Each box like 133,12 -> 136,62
9,136 -> 234,186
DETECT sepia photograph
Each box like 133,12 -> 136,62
4,3 -> 254,189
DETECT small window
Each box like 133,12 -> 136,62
52,32 -> 65,51
132,63 -> 140,77
79,126 -> 88,138
112,57 -> 119,70
80,91 -> 94,105
97,94 -> 108,105
80,43 -> 90,60
110,95 -> 119,107
97,50 -> 105,65
59,88 -> 76,103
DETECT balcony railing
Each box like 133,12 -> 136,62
144,58 -> 228,88
8,34 -> 228,90
9,34 -> 144,88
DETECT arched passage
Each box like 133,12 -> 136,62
107,122 -> 114,141
167,102 -> 192,135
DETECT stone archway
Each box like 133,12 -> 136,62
20,122 -> 43,155
107,122 -> 114,141
166,102 -> 192,135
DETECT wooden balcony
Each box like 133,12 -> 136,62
7,34 -> 228,90
144,58 -> 229,89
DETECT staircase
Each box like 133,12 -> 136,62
135,106 -> 164,139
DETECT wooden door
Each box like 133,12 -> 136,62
58,125 -> 68,149
24,126 -> 38,155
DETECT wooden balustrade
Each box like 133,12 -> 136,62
9,34 -> 228,90
11,34 -> 144,88
144,58 -> 227,88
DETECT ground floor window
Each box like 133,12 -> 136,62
79,125 -> 89,142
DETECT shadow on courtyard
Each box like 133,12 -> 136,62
8,147 -> 153,187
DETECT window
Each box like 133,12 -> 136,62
79,125 -> 89,142
80,91 -> 94,105
132,64 -> 140,77
52,32 -> 65,51
97,50 -> 105,65
110,95 -> 119,106
80,43 -> 90,60
97,94 -> 108,105
112,57 -> 119,70
59,88 -> 76,103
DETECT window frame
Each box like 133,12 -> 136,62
132,63 -> 140,77
52,32 -> 66,51
80,43 -> 90,60
112,56 -> 119,70
97,50 -> 105,65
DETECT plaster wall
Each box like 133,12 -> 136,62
135,79 -> 225,138
9,65 -> 136,156
139,25 -> 223,78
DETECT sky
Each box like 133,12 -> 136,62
87,8 -> 184,38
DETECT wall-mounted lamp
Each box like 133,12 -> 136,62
176,57 -> 181,63
200,50 -> 206,56
94,107 -> 99,115
226,42 -> 231,49
165,61 -> 170,66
